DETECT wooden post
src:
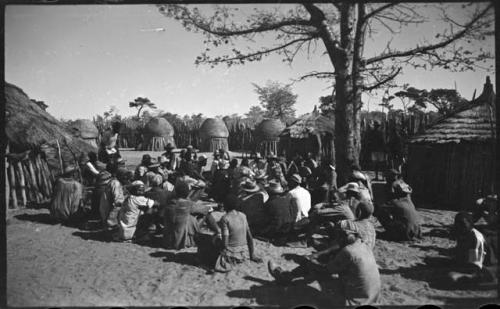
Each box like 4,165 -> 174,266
56,139 -> 64,174
8,163 -> 18,209
15,161 -> 27,207
5,158 -> 10,209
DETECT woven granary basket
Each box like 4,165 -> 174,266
199,118 -> 229,139
255,119 -> 285,141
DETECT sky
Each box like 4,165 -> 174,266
4,3 -> 496,120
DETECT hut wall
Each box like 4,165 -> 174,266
202,137 -> 228,152
406,142 -> 495,210
143,135 -> 176,151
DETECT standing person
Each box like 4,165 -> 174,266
214,194 -> 262,273
161,143 -> 177,171
49,166 -> 86,225
384,168 -> 408,202
91,171 -> 113,219
116,180 -> 158,242
387,125 -> 405,173
210,152 -> 222,179
374,180 -> 422,241
99,121 -> 122,164
267,225 -> 381,306
98,167 -> 125,229
367,121 -> 386,181
80,151 -> 102,186
304,152 -> 318,173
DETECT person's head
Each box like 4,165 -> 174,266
159,155 -> 169,167
117,168 -> 132,185
355,201 -> 374,220
135,166 -> 148,179
130,180 -> 146,196
240,179 -> 260,194
141,154 -> 152,166
174,181 -> 190,199
373,120 -> 381,130
385,168 -> 401,182
241,158 -> 250,167
150,174 -> 163,188
393,182 -> 412,198
267,179 -> 284,196
454,212 -> 474,235
88,151 -> 97,162
198,154 -> 208,166
229,158 -> 238,169
288,174 -> 302,189
333,225 -> 360,247
213,151 -> 220,160
111,122 -> 121,134
218,148 -> 225,155
224,194 -> 240,212
339,182 -> 361,199
164,143 -> 174,152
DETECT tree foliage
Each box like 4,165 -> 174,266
393,86 -> 467,115
129,97 -> 157,118
253,80 -> 297,123
244,105 -> 266,125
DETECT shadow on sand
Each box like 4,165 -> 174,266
149,251 -> 200,267
14,213 -> 59,225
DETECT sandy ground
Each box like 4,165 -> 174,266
6,150 -> 498,307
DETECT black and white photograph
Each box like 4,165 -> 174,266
4,1 -> 498,307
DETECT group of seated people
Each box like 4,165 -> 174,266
47,142 -> 498,306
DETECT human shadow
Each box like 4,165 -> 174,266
409,243 -> 454,256
14,213 -> 59,225
149,250 -> 199,267
227,275 -> 344,308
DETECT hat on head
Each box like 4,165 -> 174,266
159,156 -> 169,164
352,170 -> 367,181
148,162 -> 160,169
240,179 -> 260,193
288,174 -> 302,185
131,180 -> 145,187
338,182 -> 360,193
267,180 -> 284,194
198,154 -> 208,161
142,154 -> 151,161
164,143 -> 174,150
254,170 -> 268,180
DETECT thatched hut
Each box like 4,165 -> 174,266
254,119 -> 285,157
406,77 -> 496,211
280,107 -> 335,162
199,118 -> 229,152
142,117 -> 176,151
68,119 -> 99,148
5,82 -> 96,208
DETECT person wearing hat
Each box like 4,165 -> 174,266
337,201 -> 376,250
254,170 -> 269,191
231,158 -> 255,193
161,143 -> 177,171
261,180 -> 294,244
49,165 -> 86,225
384,168 -> 409,202
237,179 -> 269,234
268,223 -> 381,306
304,152 -> 318,173
287,174 -> 311,226
218,148 -> 230,161
349,164 -> 373,203
175,168 -> 206,202
374,179 -> 421,241
213,194 -> 262,273
366,120 -> 387,181
312,159 -> 338,205
135,154 -> 152,179
116,180 -> 158,242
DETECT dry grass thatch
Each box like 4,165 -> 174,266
409,77 -> 496,144
68,119 -> 99,139
5,82 -> 96,173
199,118 -> 229,139
255,119 -> 285,141
281,110 -> 335,139
144,117 -> 174,137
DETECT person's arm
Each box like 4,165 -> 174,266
111,180 -> 125,206
86,162 -> 100,175
246,225 -> 262,262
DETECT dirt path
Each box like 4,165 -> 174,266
7,206 -> 497,307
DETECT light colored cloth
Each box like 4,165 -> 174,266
99,178 -> 125,227
49,177 -> 84,222
327,239 -> 381,306
117,195 -> 155,240
288,185 -> 311,222
469,228 -> 487,269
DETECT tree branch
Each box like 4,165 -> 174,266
365,3 -> 493,65
363,3 -> 400,22
362,67 -> 402,91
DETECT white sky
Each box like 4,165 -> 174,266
4,3 -> 496,120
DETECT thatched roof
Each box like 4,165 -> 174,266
5,82 -> 96,172
409,77 -> 496,144
255,119 -> 285,141
144,117 -> 174,137
68,119 -> 99,139
281,109 -> 335,138
199,118 -> 229,139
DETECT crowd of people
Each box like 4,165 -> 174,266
46,131 -> 497,306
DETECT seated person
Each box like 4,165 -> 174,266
349,164 -> 373,204
145,174 -> 175,232
260,180 -> 294,244
447,212 -> 495,285
214,194 -> 262,273
472,194 -> 498,266
175,169 -> 206,201
116,180 -> 158,242
163,182 -> 210,250
374,181 -> 421,241
312,183 -> 360,223
384,168 -> 407,201
237,179 -> 269,235
268,224 -> 381,306
49,166 -> 86,225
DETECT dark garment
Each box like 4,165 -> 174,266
145,187 -> 174,210
210,169 -> 230,202
376,196 -> 421,241
164,198 -> 202,250
367,129 -> 386,152
237,192 -> 268,235
264,194 -> 294,238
